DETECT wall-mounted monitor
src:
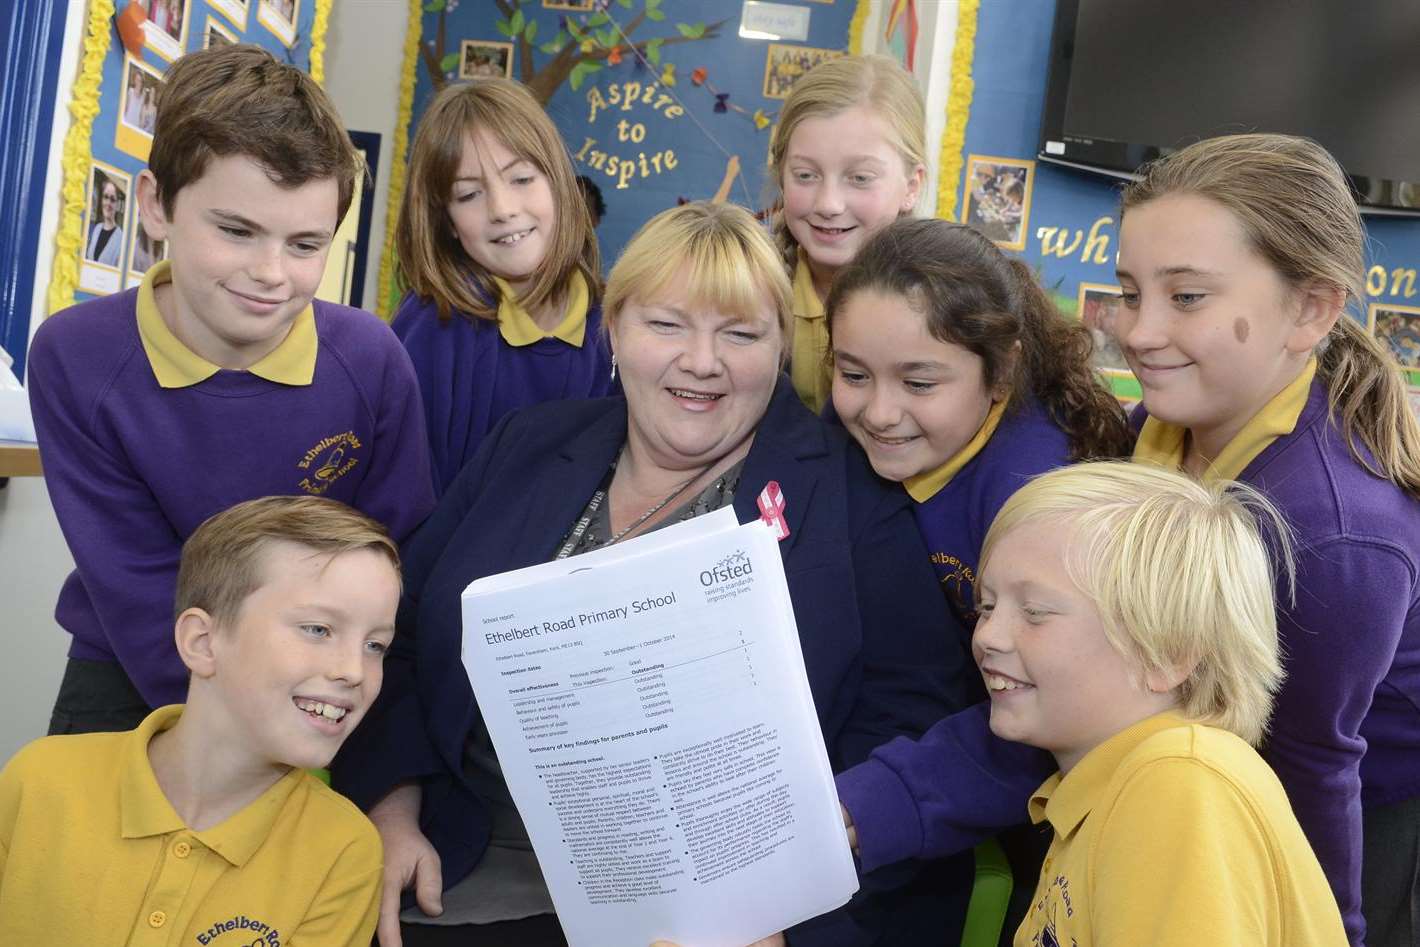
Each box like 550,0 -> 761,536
1039,0 -> 1420,214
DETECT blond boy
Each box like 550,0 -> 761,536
972,462 -> 1346,946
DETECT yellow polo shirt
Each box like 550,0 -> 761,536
1133,359 -> 1316,481
789,253 -> 832,413
493,272 -> 589,348
137,260 -> 318,388
1017,713 -> 1346,947
0,706 -> 380,945
903,398 -> 1008,503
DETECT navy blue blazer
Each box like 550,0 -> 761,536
334,377 -> 974,943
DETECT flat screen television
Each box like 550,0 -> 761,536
1039,0 -> 1420,214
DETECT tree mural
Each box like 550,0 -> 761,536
421,0 -> 728,104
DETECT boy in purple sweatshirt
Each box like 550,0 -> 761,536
27,44 -> 435,735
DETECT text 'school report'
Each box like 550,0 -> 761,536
461,508 -> 858,947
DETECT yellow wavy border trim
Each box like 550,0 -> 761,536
935,0 -> 978,221
310,0 -> 335,85
848,0 -> 871,55
46,0 -> 115,317
375,0 -> 425,319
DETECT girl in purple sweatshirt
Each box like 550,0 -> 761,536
392,78 -> 614,495
1115,133 -> 1420,947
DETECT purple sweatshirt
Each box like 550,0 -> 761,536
836,399 -> 1068,874
392,293 -> 615,496
837,380 -> 1419,946
27,289 -> 436,708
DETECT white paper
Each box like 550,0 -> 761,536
0,353 -> 35,443
461,515 -> 858,947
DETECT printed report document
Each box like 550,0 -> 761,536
461,509 -> 859,947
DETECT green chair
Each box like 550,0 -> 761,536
959,837 -> 1013,947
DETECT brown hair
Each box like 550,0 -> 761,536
603,202 -> 792,361
176,496 -> 401,627
826,218 -> 1134,461
1122,133 -> 1420,498
767,55 -> 926,270
396,79 -> 600,323
150,43 -> 360,225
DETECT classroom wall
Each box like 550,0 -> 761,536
0,0 -> 88,766
323,0 -> 410,313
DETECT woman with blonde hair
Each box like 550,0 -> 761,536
336,202 -> 975,947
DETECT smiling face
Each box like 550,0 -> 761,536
781,105 -> 923,282
447,128 -> 556,295
139,153 -> 337,370
831,287 -> 997,482
610,274 -> 784,473
973,521 -> 1175,772
1115,193 -> 1324,458
205,541 -> 399,774
99,180 -> 120,227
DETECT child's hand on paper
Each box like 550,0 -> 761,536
651,936 -> 786,947
842,803 -> 858,853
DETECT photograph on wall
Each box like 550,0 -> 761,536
115,55 -> 164,160
80,162 -> 132,296
209,0 -> 250,30
962,155 -> 1035,252
1076,283 -> 1133,379
257,0 -> 300,47
763,44 -> 844,99
1369,302 -> 1420,385
126,200 -> 168,289
205,15 -> 239,48
143,0 -> 190,62
542,0 -> 595,9
460,40 -> 515,80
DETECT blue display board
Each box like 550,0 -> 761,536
71,0 -> 321,306
409,0 -> 857,265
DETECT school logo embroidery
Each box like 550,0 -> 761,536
297,431 -> 362,495
929,551 -> 978,625
194,913 -> 282,945
1030,874 -> 1078,947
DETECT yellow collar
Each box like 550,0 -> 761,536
791,252 -> 826,321
1028,711 -> 1188,838
119,705 -> 304,867
904,397 -> 1009,502
494,272 -> 588,347
1133,358 -> 1316,481
136,261 -> 317,388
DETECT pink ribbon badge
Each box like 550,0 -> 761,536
757,480 -> 789,541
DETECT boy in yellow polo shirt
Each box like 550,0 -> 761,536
970,462 -> 1347,947
0,495 -> 399,945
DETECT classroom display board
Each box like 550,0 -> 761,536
941,0 -> 1420,402
380,0 -> 865,310
46,0 -> 330,315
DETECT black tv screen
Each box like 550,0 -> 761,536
1039,0 -> 1420,212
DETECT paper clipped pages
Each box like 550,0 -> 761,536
461,509 -> 859,947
